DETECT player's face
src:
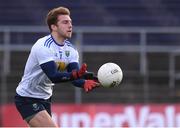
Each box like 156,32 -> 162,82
55,15 -> 72,39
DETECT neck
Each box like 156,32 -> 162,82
51,32 -> 65,45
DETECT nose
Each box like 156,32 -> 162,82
69,22 -> 72,28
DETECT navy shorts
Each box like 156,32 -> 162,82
14,94 -> 52,121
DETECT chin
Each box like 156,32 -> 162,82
66,35 -> 72,39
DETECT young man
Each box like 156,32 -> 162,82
14,7 -> 99,127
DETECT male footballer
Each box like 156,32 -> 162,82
14,6 -> 99,127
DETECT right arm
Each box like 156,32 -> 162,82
40,61 -> 87,83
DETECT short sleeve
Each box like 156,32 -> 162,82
32,44 -> 55,65
69,49 -> 79,63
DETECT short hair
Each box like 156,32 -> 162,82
46,7 -> 70,32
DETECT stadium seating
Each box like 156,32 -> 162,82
1,0 -> 180,26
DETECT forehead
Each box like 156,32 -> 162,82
57,15 -> 72,22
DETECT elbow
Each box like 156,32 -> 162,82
48,73 -> 60,83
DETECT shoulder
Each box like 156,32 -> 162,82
31,35 -> 54,55
65,40 -> 77,50
33,35 -> 53,49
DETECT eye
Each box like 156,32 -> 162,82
62,20 -> 72,24
62,20 -> 68,24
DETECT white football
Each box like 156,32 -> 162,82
97,62 -> 123,87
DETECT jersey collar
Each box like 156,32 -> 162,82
50,35 -> 65,47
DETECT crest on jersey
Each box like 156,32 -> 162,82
65,51 -> 70,57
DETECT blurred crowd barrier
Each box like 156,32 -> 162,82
0,26 -> 180,104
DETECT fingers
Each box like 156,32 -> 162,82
72,63 -> 88,80
78,63 -> 87,78
84,80 -> 100,92
85,87 -> 89,92
82,63 -> 87,69
85,85 -> 92,92
96,82 -> 101,87
81,63 -> 87,72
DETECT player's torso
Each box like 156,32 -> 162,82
52,42 -> 74,72
16,35 -> 78,99
36,34 -> 78,76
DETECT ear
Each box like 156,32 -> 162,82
51,24 -> 57,31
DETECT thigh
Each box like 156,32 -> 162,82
41,98 -> 52,116
28,110 -> 58,127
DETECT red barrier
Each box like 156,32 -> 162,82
1,104 -> 27,127
1,104 -> 180,127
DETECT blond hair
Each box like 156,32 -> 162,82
46,7 -> 70,31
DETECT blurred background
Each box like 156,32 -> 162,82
0,0 -> 180,127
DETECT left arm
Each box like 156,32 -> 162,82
67,62 -> 85,88
67,62 -> 100,92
